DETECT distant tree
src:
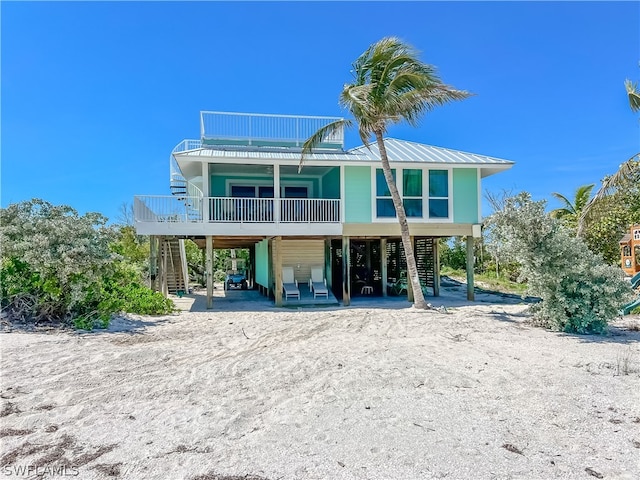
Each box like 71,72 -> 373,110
117,202 -> 135,226
301,37 -> 471,309
578,77 -> 640,236
549,184 -> 594,231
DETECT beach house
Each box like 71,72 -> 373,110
134,111 -> 514,307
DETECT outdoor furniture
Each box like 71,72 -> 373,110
309,266 -> 329,299
282,266 -> 300,300
361,286 -> 373,295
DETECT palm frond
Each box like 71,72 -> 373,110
573,184 -> 595,211
299,119 -> 350,173
577,154 -> 640,235
625,79 -> 640,113
550,192 -> 576,215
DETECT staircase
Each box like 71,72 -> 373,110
161,238 -> 188,294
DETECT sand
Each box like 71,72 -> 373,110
1,285 -> 639,480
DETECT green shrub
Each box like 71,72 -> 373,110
100,262 -> 175,316
1,199 -> 174,329
485,192 -> 634,333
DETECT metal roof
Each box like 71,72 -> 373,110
348,138 -> 514,165
174,137 -> 514,166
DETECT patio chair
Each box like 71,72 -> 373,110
282,266 -> 300,300
309,266 -> 329,299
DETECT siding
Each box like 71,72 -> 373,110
344,166 -> 372,223
281,239 -> 324,284
322,167 -> 340,199
452,168 -> 479,223
255,239 -> 270,288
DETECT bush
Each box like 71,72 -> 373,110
485,192 -> 634,333
1,199 -> 174,329
100,262 -> 175,316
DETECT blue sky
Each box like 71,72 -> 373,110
2,1 -> 639,223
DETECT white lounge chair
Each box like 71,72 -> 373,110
282,266 -> 300,300
309,266 -> 329,299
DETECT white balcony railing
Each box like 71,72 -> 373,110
134,196 -> 203,223
210,197 -> 274,223
200,111 -> 344,149
134,196 -> 341,224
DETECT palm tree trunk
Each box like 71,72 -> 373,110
375,131 -> 428,309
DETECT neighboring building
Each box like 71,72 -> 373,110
134,111 -> 514,307
620,224 -> 640,276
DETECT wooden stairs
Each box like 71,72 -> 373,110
161,238 -> 188,294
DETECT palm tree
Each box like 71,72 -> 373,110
550,184 -> 595,230
300,37 -> 471,309
577,77 -> 640,235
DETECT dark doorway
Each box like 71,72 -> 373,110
350,240 -> 382,296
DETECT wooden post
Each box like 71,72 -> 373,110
406,236 -> 414,303
158,236 -> 167,297
149,235 -> 158,292
273,236 -> 283,307
433,237 -> 440,297
466,235 -> 475,301
325,238 -> 332,291
206,235 -> 214,309
381,238 -> 387,297
342,236 -> 350,306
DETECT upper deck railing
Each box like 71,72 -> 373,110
199,111 -> 344,149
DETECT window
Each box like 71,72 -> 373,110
634,229 -> 640,241
229,185 -> 307,198
231,185 -> 257,198
283,186 -> 308,198
403,169 -> 423,217
376,168 -> 396,217
428,170 -> 449,219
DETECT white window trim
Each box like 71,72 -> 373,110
226,179 -> 314,198
427,168 -> 453,222
372,167 -> 399,223
372,166 -> 453,223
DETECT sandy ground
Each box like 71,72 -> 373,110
1,284 -> 639,480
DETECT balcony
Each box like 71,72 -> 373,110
199,111 -> 344,150
134,195 -> 342,236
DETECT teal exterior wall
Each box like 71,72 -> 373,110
344,166 -> 372,223
322,167 -> 340,199
452,168 -> 479,223
255,239 -> 270,288
210,174 -> 320,197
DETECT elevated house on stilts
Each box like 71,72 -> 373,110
134,111 -> 514,308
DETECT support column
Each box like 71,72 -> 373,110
433,237 -> 440,297
150,235 -> 158,292
381,238 -> 387,297
249,244 -> 256,289
206,235 -> 214,309
407,236 -> 414,303
202,162 -> 210,222
342,236 -> 351,306
158,236 -> 167,297
273,164 -> 280,224
466,235 -> 475,301
273,236 -> 283,307
325,238 -> 332,291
